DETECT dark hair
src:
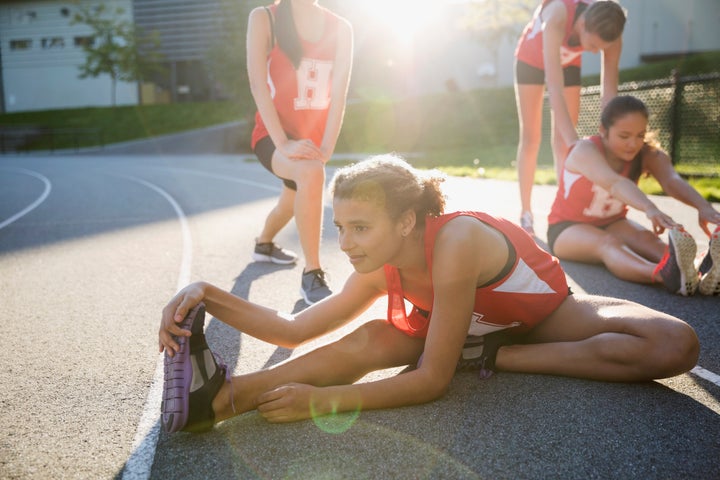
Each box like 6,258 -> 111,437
601,95 -> 648,129
330,155 -> 446,229
601,96 -> 651,182
584,1 -> 626,42
276,0 -> 303,69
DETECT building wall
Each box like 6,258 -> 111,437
132,0 -> 223,102
578,0 -> 720,81
1,0 -> 719,113
0,0 -> 138,113
400,0 -> 720,92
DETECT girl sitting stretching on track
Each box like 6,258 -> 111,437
159,155 -> 699,434
547,95 -> 720,296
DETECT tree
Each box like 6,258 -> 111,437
460,0 -> 537,84
71,3 -> 163,106
206,0 -> 265,101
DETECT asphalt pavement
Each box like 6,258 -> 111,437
0,150 -> 718,480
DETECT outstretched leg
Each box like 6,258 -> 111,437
495,294 -> 699,381
212,320 -> 425,423
553,223 -> 660,284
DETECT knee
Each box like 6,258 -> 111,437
294,160 -> 325,188
518,132 -> 541,154
598,233 -> 626,257
333,320 -> 389,356
652,320 -> 699,378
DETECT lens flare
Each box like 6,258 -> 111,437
309,396 -> 361,434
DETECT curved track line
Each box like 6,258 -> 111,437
116,175 -> 192,480
141,165 -> 283,192
0,168 -> 52,230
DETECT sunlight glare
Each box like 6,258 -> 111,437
362,0 -> 443,45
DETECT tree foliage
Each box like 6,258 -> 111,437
71,3 -> 164,106
206,0 -> 266,101
460,0 -> 537,74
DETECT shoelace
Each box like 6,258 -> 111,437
312,270 -> 329,288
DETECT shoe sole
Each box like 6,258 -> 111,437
161,303 -> 205,433
669,228 -> 699,296
299,287 -> 317,305
699,230 -> 720,295
252,252 -> 297,265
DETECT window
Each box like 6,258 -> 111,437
10,39 -> 33,50
74,36 -> 94,48
41,37 -> 65,49
14,10 -> 37,24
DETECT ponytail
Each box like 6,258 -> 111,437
275,0 -> 303,69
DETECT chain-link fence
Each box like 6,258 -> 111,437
544,72 -> 720,174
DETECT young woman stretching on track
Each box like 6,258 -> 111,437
547,95 -> 720,296
159,155 -> 700,434
514,0 -> 625,234
247,0 -> 353,304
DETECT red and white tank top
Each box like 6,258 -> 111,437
251,4 -> 340,149
515,0 -> 590,69
385,212 -> 569,338
548,135 -> 634,226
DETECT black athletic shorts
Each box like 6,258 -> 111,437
515,59 -> 582,87
254,136 -> 297,191
547,221 -> 616,254
546,221 -> 577,254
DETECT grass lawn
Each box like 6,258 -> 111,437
2,51 -> 718,200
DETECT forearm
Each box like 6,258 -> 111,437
663,176 -> 712,211
609,177 -> 658,213
249,83 -> 290,148
547,86 -> 578,146
314,370 -> 447,416
200,282 -> 306,348
600,40 -> 621,107
319,100 -> 347,160
320,25 -> 352,160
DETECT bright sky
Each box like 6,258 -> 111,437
353,0 -> 472,45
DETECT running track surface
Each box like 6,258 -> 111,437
1,154 -> 718,480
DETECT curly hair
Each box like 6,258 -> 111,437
329,154 -> 446,229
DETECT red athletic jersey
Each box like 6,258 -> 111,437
515,0 -> 590,69
385,212 -> 569,338
548,135 -> 633,226
250,4 -> 341,149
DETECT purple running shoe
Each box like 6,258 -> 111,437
161,303 -> 205,433
161,302 -> 232,433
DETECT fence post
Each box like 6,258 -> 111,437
669,69 -> 682,165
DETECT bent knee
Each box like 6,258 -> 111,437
650,320 -> 699,378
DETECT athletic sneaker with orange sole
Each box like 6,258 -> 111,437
699,226 -> 720,296
653,227 -> 699,296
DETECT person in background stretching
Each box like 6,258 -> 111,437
514,0 -> 625,234
160,155 -> 699,434
547,95 -> 720,296
247,0 -> 353,304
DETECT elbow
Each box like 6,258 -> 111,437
427,381 -> 450,401
417,370 -> 452,402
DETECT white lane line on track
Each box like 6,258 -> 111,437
691,365 -> 720,388
117,175 -> 192,480
142,166 -> 282,192
0,167 -> 52,230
